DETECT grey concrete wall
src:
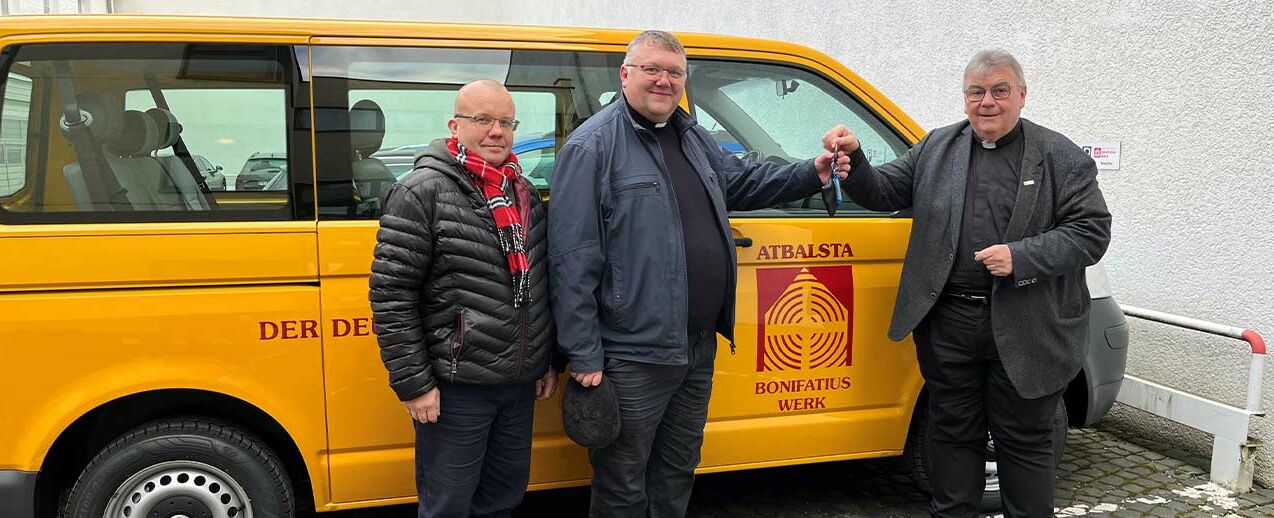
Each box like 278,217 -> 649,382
113,0 -> 1274,483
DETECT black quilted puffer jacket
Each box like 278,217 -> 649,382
369,139 -> 554,401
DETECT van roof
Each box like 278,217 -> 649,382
0,14 -> 922,142
0,14 -> 775,47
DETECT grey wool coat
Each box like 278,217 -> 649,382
842,118 -> 1111,399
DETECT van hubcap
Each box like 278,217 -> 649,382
104,460 -> 251,518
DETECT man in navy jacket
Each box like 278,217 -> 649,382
549,30 -> 843,518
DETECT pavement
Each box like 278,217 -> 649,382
322,411 -> 1274,517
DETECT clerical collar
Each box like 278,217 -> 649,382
975,120 -> 1023,149
627,101 -> 670,131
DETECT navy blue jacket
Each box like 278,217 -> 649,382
549,96 -> 823,372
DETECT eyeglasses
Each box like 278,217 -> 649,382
624,63 -> 687,80
964,83 -> 1015,102
454,114 -> 520,130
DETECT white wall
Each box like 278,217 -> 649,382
114,0 -> 1274,483
1,0 -> 107,14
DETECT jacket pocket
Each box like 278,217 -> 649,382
1056,275 -> 1086,319
449,308 -> 468,382
599,262 -> 632,329
611,175 -> 662,198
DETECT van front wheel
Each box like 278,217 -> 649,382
62,418 -> 294,518
904,397 -> 1067,513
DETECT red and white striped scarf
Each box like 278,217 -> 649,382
447,137 -> 530,307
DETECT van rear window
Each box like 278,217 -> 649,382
0,43 -> 311,224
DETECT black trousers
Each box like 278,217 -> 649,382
913,295 -> 1063,518
588,330 -> 716,518
414,381 -> 536,518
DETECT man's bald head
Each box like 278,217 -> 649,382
449,79 -> 517,164
454,79 -> 512,114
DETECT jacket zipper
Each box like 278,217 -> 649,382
450,309 -> 467,382
613,181 -> 661,193
682,130 -> 737,355
517,305 -> 527,377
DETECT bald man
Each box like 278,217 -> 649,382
370,79 -> 558,518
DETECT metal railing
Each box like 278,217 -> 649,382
1116,304 -> 1266,492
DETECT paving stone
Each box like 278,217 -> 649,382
1111,458 -> 1138,468
1125,501 -> 1155,512
1238,491 -> 1274,505
1077,467 -> 1105,477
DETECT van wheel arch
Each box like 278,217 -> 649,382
35,389 -> 313,518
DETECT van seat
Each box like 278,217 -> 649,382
350,99 -> 396,211
61,93 -> 189,211
148,108 -> 211,210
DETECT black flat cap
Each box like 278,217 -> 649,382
561,376 -> 621,449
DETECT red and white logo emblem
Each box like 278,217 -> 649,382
756,266 -> 854,372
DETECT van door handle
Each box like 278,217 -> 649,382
733,237 -> 753,248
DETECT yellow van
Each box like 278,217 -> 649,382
0,15 -> 1128,517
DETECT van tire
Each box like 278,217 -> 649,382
61,418 -> 294,518
903,397 -> 1067,513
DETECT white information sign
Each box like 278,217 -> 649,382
1079,142 -> 1121,171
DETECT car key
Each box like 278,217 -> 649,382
832,149 -> 844,205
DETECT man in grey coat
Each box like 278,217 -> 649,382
823,49 -> 1111,517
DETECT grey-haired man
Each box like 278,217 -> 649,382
824,49 -> 1111,517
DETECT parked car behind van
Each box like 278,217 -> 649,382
235,151 -> 287,191
0,16 -> 1126,518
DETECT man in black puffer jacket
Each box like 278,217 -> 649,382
369,80 -> 557,518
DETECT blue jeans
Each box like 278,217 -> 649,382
414,381 -> 536,518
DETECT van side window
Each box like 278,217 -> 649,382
1,72 -> 31,197
125,89 -> 291,193
310,46 -> 622,220
686,59 -> 908,216
0,43 -> 311,223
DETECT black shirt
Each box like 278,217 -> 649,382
946,121 -> 1025,295
629,105 -> 730,335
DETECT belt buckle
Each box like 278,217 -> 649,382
948,292 -> 988,302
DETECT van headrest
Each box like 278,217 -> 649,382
145,108 -> 183,150
104,109 -> 161,158
350,99 -> 386,158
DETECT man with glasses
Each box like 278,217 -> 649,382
822,49 -> 1111,517
370,79 -> 559,518
549,30 -> 845,517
